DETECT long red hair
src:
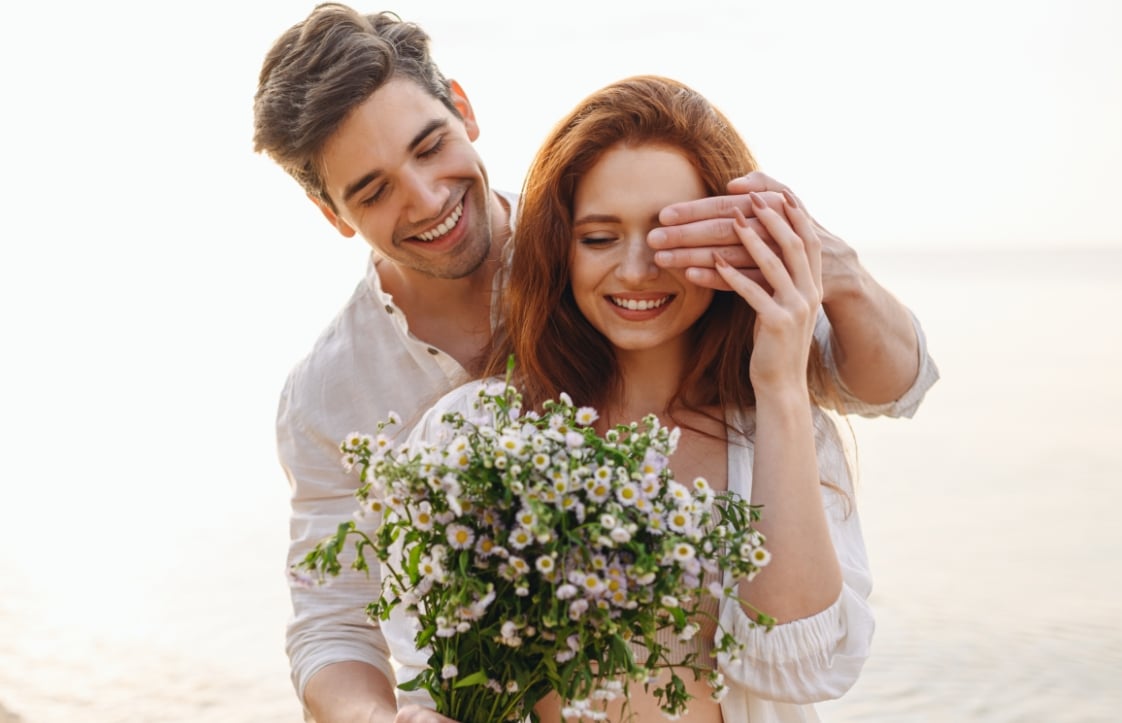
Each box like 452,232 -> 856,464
484,75 -> 831,417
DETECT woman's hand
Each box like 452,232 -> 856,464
713,191 -> 823,391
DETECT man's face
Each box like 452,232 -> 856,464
316,78 -> 493,280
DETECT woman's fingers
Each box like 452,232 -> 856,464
780,189 -> 823,300
748,192 -> 815,301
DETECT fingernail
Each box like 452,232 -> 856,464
654,251 -> 672,265
713,253 -> 731,268
781,189 -> 798,207
749,192 -> 766,211
660,207 -> 679,224
648,228 -> 666,246
732,206 -> 749,226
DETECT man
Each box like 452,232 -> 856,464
253,5 -> 938,722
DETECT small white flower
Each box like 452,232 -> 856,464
751,547 -> 772,567
509,526 -> 533,550
666,480 -> 691,504
609,527 -> 631,543
517,507 -> 538,528
556,583 -> 579,600
588,480 -> 611,503
615,482 -> 640,506
446,523 -> 475,550
575,406 -> 599,426
661,595 -> 679,608
441,663 -> 458,679
412,501 -> 435,530
671,542 -> 696,562
565,430 -> 585,448
508,556 -> 530,576
678,622 -> 700,641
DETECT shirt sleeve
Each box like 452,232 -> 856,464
716,412 -> 875,704
815,308 -> 940,419
376,381 -> 489,710
279,373 -> 397,705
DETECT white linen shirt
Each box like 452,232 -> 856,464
382,382 -> 874,722
279,219 -> 940,704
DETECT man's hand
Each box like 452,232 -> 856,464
652,170 -> 922,405
650,171 -> 861,305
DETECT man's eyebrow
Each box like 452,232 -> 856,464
341,118 -> 449,204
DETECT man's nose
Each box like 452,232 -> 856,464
402,168 -> 448,223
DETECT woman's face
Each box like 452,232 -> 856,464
569,143 -> 714,357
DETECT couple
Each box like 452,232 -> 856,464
253,5 -> 938,723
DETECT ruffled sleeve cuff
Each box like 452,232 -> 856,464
716,583 -> 875,704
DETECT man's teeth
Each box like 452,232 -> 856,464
610,296 -> 670,311
416,203 -> 463,242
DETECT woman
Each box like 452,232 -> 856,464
391,75 -> 872,723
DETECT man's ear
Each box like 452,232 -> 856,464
449,79 -> 479,142
309,193 -> 357,238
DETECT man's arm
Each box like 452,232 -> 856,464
649,171 -> 921,405
305,662 -> 399,723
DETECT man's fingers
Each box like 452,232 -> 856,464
726,171 -> 794,199
655,244 -> 754,270
659,194 -> 752,227
684,266 -> 769,292
649,215 -> 775,252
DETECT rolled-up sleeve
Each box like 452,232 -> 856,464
279,373 -> 396,703
815,308 -> 940,419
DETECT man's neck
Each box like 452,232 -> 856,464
378,190 -> 510,369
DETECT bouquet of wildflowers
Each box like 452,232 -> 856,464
295,371 -> 775,723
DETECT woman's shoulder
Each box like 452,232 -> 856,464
410,377 -> 506,436
432,377 -> 505,411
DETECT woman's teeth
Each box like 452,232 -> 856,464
610,296 -> 670,311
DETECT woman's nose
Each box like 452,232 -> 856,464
615,235 -> 659,284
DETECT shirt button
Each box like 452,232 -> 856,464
384,304 -> 394,314
427,347 -> 439,355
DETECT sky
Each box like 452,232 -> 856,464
0,0 -> 1120,637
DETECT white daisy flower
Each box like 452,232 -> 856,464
446,523 -> 474,550
575,406 -> 599,426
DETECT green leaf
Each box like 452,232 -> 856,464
453,670 -> 488,689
